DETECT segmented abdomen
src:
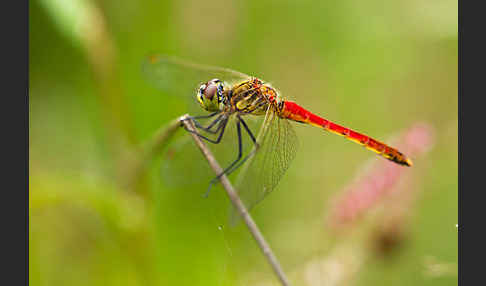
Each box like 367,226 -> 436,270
280,101 -> 412,166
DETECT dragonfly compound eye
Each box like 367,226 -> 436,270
197,79 -> 225,112
204,82 -> 218,100
197,84 -> 206,104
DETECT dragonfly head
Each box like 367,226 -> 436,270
197,79 -> 226,112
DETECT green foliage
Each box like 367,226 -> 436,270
30,0 -> 457,285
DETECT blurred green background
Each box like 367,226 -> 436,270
29,0 -> 457,285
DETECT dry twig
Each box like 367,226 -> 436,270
122,117 -> 181,190
181,114 -> 292,286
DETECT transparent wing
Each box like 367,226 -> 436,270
161,132 -> 216,188
144,55 -> 292,223
147,55 -> 266,201
161,114 -> 265,196
142,54 -> 251,115
230,108 -> 299,224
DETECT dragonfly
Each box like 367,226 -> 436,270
143,55 -> 412,219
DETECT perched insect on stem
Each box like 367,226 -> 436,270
143,55 -> 412,217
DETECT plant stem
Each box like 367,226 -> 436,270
181,114 -> 292,286
122,117 -> 182,191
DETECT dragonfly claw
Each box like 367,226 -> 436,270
203,181 -> 215,198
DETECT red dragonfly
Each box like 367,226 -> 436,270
143,55 -> 412,216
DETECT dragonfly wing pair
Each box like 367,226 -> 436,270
143,55 -> 249,115
231,108 -> 299,224
144,55 -> 297,223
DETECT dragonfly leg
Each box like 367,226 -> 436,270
181,112 -> 222,133
238,115 -> 257,144
196,114 -> 225,134
181,112 -> 219,121
215,116 -> 259,176
183,116 -> 229,144
204,119 -> 243,197
204,116 -> 259,197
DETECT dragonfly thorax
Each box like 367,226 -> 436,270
229,78 -> 279,115
197,79 -> 227,112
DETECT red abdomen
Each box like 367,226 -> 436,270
280,101 -> 412,166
